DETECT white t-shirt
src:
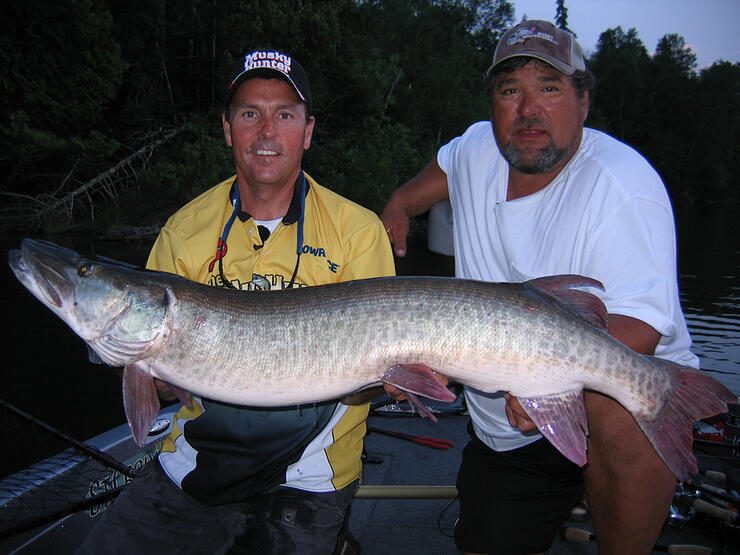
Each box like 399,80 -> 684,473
437,121 -> 698,452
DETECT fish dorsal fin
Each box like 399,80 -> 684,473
520,389 -> 589,466
525,275 -> 608,331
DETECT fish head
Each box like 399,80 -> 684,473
9,239 -> 169,366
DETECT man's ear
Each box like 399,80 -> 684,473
222,112 -> 233,147
580,92 -> 590,123
303,116 -> 315,151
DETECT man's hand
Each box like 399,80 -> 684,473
380,158 -> 450,258
504,393 -> 537,432
380,201 -> 411,258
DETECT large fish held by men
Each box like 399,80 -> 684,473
8,239 -> 737,481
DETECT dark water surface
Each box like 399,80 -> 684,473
1,202 -> 738,449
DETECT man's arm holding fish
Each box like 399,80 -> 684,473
381,164 -> 685,552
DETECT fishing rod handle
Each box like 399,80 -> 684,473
693,498 -> 738,522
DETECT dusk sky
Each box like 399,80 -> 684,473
511,0 -> 740,68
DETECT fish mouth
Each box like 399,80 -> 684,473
9,239 -> 78,309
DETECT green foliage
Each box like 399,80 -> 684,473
137,118 -> 234,208
587,27 -> 739,203
301,0 -> 510,211
679,61 -> 740,201
2,0 -> 737,234
0,0 -> 126,193
555,0 -> 574,36
587,27 -> 652,145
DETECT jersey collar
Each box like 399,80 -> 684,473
229,175 -> 311,225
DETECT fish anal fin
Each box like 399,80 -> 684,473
342,386 -> 387,405
525,275 -> 608,331
380,363 -> 457,421
123,362 -> 160,446
521,389 -> 589,466
633,359 -> 738,482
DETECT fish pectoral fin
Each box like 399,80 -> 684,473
520,389 -> 589,466
380,363 -> 458,422
122,362 -> 161,447
86,345 -> 104,365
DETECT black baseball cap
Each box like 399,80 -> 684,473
226,50 -> 312,113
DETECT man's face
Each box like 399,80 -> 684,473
490,60 -> 588,175
223,78 -> 314,190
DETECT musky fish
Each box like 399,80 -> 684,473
9,239 -> 737,481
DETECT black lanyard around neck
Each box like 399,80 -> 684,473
218,172 -> 306,289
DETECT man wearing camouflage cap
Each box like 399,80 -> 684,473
382,20 -> 696,554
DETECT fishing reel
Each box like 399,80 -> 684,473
668,472 -> 740,548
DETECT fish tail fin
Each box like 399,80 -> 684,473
123,362 -> 161,446
634,359 -> 737,482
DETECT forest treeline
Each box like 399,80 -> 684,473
1,0 -> 737,232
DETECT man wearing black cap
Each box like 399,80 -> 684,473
382,20 -> 696,555
78,50 -> 394,554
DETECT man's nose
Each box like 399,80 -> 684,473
518,90 -> 541,117
259,116 -> 276,138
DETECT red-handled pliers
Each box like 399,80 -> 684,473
367,426 -> 455,449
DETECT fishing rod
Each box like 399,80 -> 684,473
0,399 -> 135,478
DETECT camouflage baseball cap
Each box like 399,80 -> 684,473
488,20 -> 585,75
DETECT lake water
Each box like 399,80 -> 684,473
2,201 -> 738,446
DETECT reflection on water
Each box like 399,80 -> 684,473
681,272 -> 740,392
675,201 -> 739,394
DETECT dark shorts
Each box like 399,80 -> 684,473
455,424 -> 584,555
77,462 -> 357,555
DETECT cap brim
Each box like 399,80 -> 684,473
229,68 -> 307,103
487,53 -> 578,76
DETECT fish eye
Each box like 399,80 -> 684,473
77,263 -> 90,277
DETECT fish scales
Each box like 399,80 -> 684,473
152,277 -> 652,409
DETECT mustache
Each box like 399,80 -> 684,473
513,117 -> 545,131
250,141 -> 281,152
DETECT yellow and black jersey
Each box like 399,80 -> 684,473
146,172 -> 395,504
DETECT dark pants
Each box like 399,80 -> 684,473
77,462 -> 357,555
455,425 -> 584,555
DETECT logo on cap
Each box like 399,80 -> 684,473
507,26 -> 559,47
243,51 -> 293,76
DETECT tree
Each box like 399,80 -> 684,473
587,27 -> 652,146
555,0 -> 574,36
696,62 -> 740,201
644,34 -> 699,199
304,0 -> 514,211
0,0 -> 127,195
